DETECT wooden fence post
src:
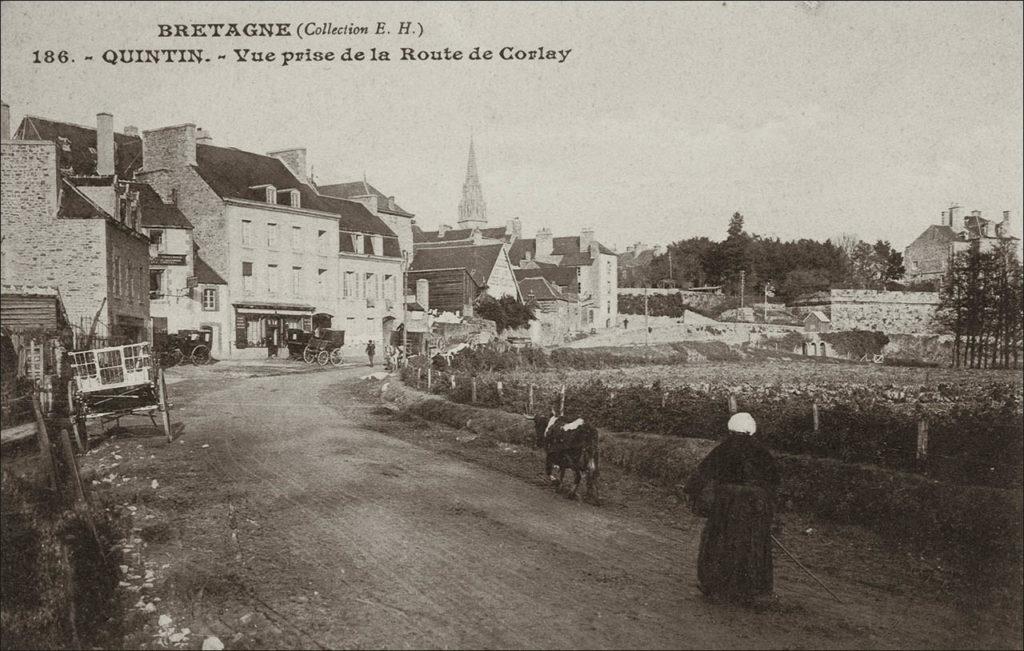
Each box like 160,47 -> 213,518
812,402 -> 820,432
496,380 -> 504,403
528,384 -> 535,413
661,391 -> 668,408
559,385 -> 566,416
450,374 -> 456,390
417,367 -> 422,388
916,419 -> 929,463
427,368 -> 432,391
31,392 -> 56,490
728,394 -> 738,414
471,377 -> 477,404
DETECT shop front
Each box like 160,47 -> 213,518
232,302 -> 315,357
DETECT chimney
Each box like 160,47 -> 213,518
123,125 -> 139,138
949,205 -> 961,228
507,217 -> 522,240
196,128 -> 213,145
96,112 -> 114,176
536,228 -> 554,259
580,227 -> 595,253
416,278 -> 430,312
142,124 -> 196,171
387,196 -> 396,211
268,148 -> 307,184
1,101 -> 9,140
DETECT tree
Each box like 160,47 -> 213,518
474,295 -> 536,333
779,269 -> 832,302
937,241 -> 1023,369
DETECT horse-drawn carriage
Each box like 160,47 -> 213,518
154,329 -> 213,367
302,329 -> 346,366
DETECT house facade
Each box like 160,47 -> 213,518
904,207 -> 1020,284
517,276 -> 581,344
407,243 -> 520,315
3,109 -> 151,343
136,124 -> 404,358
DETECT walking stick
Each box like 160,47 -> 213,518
771,534 -> 844,604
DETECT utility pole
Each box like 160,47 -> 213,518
739,271 -> 745,308
402,251 -> 409,366
667,249 -> 673,285
644,283 -> 650,347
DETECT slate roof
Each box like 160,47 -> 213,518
805,310 -> 830,323
58,179 -> 110,220
507,236 -> 614,266
409,243 -> 504,288
193,250 -> 227,285
16,116 -> 142,178
134,183 -> 193,229
414,225 -> 508,244
514,267 -> 580,293
193,144 -> 399,238
318,180 -> 414,217
518,277 -> 572,302
619,248 -> 656,268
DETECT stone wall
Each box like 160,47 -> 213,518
830,290 -> 940,334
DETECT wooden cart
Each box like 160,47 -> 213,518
67,342 -> 173,447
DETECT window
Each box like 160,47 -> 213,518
292,226 -> 302,251
292,266 -> 302,295
317,268 -> 328,295
150,269 -> 164,298
317,230 -> 328,254
384,274 -> 394,300
202,288 -> 218,311
242,261 -> 254,293
354,234 -> 364,254
242,220 -> 253,246
266,223 -> 278,248
364,273 -> 375,298
343,271 -> 355,298
149,229 -> 165,251
372,235 -> 383,256
267,264 -> 279,294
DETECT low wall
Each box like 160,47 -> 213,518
789,290 -> 942,334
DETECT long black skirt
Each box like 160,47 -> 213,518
697,483 -> 774,600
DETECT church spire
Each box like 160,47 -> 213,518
458,137 -> 488,227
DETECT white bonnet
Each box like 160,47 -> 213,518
727,412 -> 757,435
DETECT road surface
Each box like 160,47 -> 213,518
93,363 -> 1015,649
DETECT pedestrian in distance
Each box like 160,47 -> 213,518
683,412 -> 781,605
366,340 -> 376,367
623,318 -> 629,329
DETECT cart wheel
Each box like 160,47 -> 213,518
330,349 -> 344,366
317,350 -> 331,366
67,380 -> 87,452
303,346 -> 316,364
164,349 -> 183,367
191,345 -> 210,365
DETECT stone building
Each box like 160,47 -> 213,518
11,110 -> 229,343
317,180 -> 416,260
904,206 -> 1020,284
135,124 -> 405,357
518,276 -> 581,344
509,229 -> 618,330
2,107 -> 151,343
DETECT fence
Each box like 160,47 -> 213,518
399,365 -> 1022,489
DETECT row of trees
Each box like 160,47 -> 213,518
937,240 -> 1023,369
621,213 -> 906,301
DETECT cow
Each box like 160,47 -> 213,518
529,412 -> 601,505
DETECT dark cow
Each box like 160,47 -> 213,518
530,413 -> 600,504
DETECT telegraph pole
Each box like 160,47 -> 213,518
644,283 -> 650,347
739,270 -> 745,308
401,251 -> 409,366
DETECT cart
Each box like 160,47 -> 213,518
285,328 -> 312,360
302,329 -> 346,366
67,342 -> 173,447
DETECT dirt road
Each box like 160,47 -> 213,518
90,364 -> 1016,649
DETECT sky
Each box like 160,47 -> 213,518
2,1 -> 1021,251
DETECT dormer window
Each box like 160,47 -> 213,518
354,234 -> 365,253
276,189 -> 301,208
249,184 -> 277,204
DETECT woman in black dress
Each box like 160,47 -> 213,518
684,412 -> 780,603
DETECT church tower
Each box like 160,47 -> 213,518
457,138 -> 488,228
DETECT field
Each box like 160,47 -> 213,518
406,352 -> 1023,490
